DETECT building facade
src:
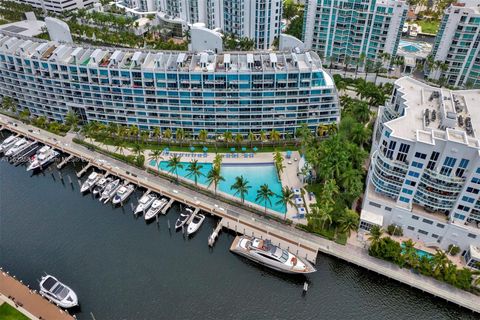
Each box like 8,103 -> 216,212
118,0 -> 282,50
0,32 -> 339,137
302,0 -> 408,64
429,0 -> 480,88
361,77 -> 480,252
13,0 -> 97,12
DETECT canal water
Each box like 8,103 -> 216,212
0,143 -> 477,319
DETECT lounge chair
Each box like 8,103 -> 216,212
226,154 -> 230,158
244,153 -> 248,158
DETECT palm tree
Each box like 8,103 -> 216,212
368,225 -> 384,247
356,53 -> 366,78
256,184 -> 274,214
131,143 -> 144,157
270,129 -> 280,145
152,127 -> 161,143
163,128 -> 172,140
206,166 -> 225,195
19,108 -> 30,122
1,96 -> 14,111
148,149 -> 163,167
198,129 -> 208,142
402,239 -> 419,269
114,139 -> 127,155
129,125 -> 139,141
275,186 -> 295,214
336,79 -> 347,95
337,209 -> 359,237
247,132 -> 255,147
175,128 -> 185,146
230,175 -> 251,203
234,133 -> 243,147
431,249 -> 449,278
223,131 -> 233,147
186,159 -> 204,186
213,153 -> 223,170
259,130 -> 267,143
167,155 -> 183,181
308,203 -> 333,230
64,111 -> 79,130
273,151 -> 285,175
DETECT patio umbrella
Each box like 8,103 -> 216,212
230,147 -> 235,152
241,147 -> 246,152
202,146 -> 208,152
253,147 -> 258,152
286,150 -> 292,158
190,146 -> 195,152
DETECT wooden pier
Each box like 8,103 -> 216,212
186,208 -> 200,225
76,163 -> 92,178
208,219 -> 223,247
57,154 -> 74,169
161,198 -> 175,215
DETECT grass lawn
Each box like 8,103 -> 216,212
415,20 -> 440,34
0,303 -> 29,320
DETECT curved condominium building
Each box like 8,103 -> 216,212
361,77 -> 480,254
0,32 -> 339,136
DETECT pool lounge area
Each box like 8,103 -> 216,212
150,160 -> 286,213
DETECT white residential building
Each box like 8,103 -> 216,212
13,0 -> 97,12
117,0 -> 282,50
361,77 -> 480,254
429,0 -> 480,88
302,0 -> 408,64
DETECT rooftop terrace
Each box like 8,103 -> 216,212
386,77 -> 480,148
0,31 -> 324,73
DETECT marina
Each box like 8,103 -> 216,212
1,115 -> 480,316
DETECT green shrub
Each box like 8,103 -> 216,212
387,224 -> 403,236
448,244 -> 460,256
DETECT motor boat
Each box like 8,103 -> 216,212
5,138 -> 29,156
187,213 -> 205,235
99,179 -> 121,203
144,198 -> 168,220
112,184 -> 134,205
26,146 -> 59,171
0,135 -> 19,154
134,193 -> 157,215
175,207 -> 193,229
92,176 -> 112,196
80,171 -> 101,193
39,274 -> 78,309
230,235 -> 317,274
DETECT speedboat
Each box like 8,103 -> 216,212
99,179 -> 121,203
187,213 -> 205,235
26,146 -> 59,171
5,138 -> 29,156
134,193 -> 157,215
0,135 -> 19,154
144,198 -> 168,220
175,207 -> 193,229
230,235 -> 317,274
39,274 -> 78,309
80,171 -> 101,193
92,176 -> 112,196
112,184 -> 134,205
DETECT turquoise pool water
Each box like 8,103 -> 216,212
400,40 -> 421,53
401,243 -> 433,259
150,160 -> 285,213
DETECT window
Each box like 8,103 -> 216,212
412,215 -> 419,220
443,157 -> 457,167
436,223 -> 445,228
467,187 -> 479,194
431,234 -> 439,239
468,233 -> 477,239
454,213 -> 466,220
405,179 -> 416,187
462,196 -> 475,203
472,177 -> 480,184
418,229 -> 428,235
422,218 -> 433,225
399,196 -> 410,203
402,188 -> 413,195
427,151 -> 440,170
458,205 -> 470,212
385,207 -> 392,212
369,201 -> 381,208
408,171 -> 420,178
415,152 -> 427,159
412,161 -> 423,169
407,226 -> 415,231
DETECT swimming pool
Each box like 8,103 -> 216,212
401,243 -> 433,259
150,160 -> 285,213
399,40 -> 421,53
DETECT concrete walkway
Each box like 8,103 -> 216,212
0,271 -> 73,320
1,114 -> 480,314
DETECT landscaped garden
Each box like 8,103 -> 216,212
0,303 -> 29,320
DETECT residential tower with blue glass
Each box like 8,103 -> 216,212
0,32 -> 339,137
361,77 -> 480,256
302,0 -> 408,64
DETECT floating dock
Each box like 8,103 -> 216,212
161,198 -> 175,215
57,154 -> 74,169
76,163 -> 92,178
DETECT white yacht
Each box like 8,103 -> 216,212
230,236 -> 317,274
134,193 -> 157,215
112,184 -> 134,205
5,138 -> 29,156
175,207 -> 193,229
39,274 -> 78,309
144,198 -> 168,220
187,213 -> 205,235
80,171 -> 102,193
99,179 -> 121,203
0,135 -> 19,154
26,146 -> 59,171
92,176 -> 112,196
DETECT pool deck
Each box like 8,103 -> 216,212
0,271 -> 74,320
